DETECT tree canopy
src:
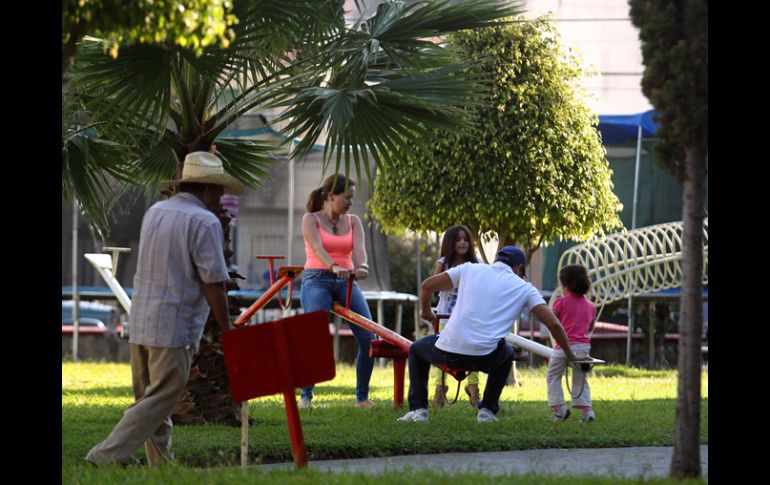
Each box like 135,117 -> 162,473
369,15 -> 622,259
62,0 -> 237,70
629,0 -> 708,180
62,0 -> 521,237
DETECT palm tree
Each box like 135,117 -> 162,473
63,0 -> 522,425
63,0 -> 521,237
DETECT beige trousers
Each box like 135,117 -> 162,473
546,343 -> 592,408
86,344 -> 193,466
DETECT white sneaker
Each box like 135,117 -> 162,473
477,407 -> 498,423
553,405 -> 571,422
298,398 -> 311,409
397,408 -> 429,422
581,409 -> 596,422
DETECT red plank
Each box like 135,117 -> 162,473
222,310 -> 336,402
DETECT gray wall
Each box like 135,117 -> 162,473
62,150 -> 392,293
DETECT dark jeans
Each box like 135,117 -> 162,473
299,269 -> 375,402
407,334 -> 514,414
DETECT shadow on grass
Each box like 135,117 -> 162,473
591,366 -> 683,379
63,396 -> 708,468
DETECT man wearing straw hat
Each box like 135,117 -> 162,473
86,150 -> 244,467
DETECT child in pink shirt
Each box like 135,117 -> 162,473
547,264 -> 596,422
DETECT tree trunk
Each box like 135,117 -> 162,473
172,205 -> 246,427
669,146 -> 705,478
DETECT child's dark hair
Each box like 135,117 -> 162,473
305,173 -> 355,212
559,264 -> 591,295
440,224 -> 479,268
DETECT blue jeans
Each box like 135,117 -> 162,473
407,334 -> 514,414
299,269 -> 375,402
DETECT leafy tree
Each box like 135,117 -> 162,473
388,233 -> 440,295
62,0 -> 520,239
369,15 -> 622,262
629,0 -> 708,479
62,0 -> 237,71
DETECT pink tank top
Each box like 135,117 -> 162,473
304,213 -> 355,270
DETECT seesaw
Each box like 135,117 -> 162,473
331,279 -> 604,407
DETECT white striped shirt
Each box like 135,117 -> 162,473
129,192 -> 228,349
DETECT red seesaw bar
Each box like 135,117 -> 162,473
331,302 -> 471,407
233,266 -> 304,326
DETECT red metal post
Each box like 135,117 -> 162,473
393,358 -> 406,407
369,340 -> 408,407
345,276 -> 353,308
256,255 -> 284,285
271,322 -> 308,467
258,255 -> 290,309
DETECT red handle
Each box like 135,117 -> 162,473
346,277 -> 353,309
257,255 -> 287,308
256,255 -> 284,285
433,313 -> 450,335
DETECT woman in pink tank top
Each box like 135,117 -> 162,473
298,173 -> 376,409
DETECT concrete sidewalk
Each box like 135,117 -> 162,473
256,445 -> 708,479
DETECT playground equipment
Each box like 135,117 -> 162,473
233,255 -> 302,325
84,248 -> 132,316
223,309 -> 334,469
331,281 -> 479,408
83,247 -> 133,344
86,249 -> 313,467
550,218 -> 708,364
331,279 -> 604,407
225,255 -> 309,467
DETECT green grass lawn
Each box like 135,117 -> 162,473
62,362 -> 708,483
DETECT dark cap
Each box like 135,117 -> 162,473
496,245 -> 527,268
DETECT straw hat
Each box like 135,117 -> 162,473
162,151 -> 244,195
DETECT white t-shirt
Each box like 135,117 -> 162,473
436,261 -> 545,355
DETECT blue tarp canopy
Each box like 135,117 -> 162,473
598,110 -> 659,144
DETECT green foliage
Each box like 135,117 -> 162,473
370,15 -> 622,258
628,0 -> 708,179
386,234 -> 441,295
62,0 -> 521,238
62,0 -> 237,60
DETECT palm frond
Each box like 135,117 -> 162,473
127,142 -> 179,188
280,59 -> 481,168
358,0 -> 522,70
62,134 -> 137,238
214,138 -> 281,189
69,39 -> 173,139
376,0 -> 522,38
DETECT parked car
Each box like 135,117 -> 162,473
62,317 -> 106,328
62,301 -> 119,329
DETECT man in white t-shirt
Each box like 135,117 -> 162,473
398,246 -> 577,423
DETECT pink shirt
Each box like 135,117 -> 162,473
304,213 -> 354,270
552,294 -> 596,349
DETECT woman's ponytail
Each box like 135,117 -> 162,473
306,187 -> 325,213
305,173 -> 355,213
